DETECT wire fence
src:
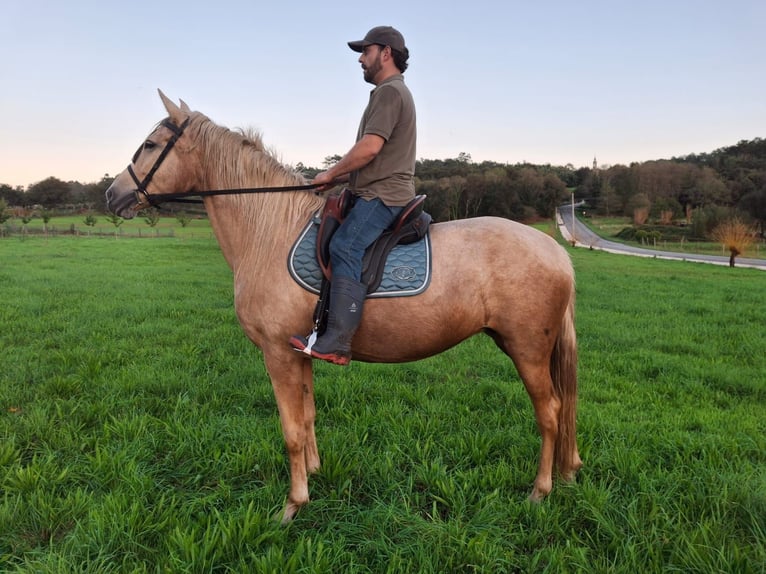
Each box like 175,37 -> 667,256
1,222 -> 215,240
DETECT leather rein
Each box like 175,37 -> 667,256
128,117 -> 321,209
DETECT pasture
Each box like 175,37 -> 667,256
0,233 -> 764,573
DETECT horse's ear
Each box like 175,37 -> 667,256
157,89 -> 187,125
179,99 -> 191,113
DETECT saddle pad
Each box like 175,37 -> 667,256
288,214 -> 432,298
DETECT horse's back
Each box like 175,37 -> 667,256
353,216 -> 573,362
429,216 -> 573,281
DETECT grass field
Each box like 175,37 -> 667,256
1,232 -> 764,573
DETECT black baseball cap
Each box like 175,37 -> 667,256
348,26 -> 406,53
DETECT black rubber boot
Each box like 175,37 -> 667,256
290,277 -> 367,365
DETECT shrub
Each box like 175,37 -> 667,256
690,206 -> 731,240
0,199 -> 10,225
651,197 -> 682,224
176,212 -> 192,228
144,209 -> 161,228
710,217 -> 757,267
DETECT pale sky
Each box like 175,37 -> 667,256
1,0 -> 764,188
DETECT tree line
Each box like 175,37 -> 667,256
579,138 -> 766,236
2,138 -> 765,236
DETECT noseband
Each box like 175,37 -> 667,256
128,117 -> 190,208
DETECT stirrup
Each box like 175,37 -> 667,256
289,331 -> 351,366
289,330 -> 318,355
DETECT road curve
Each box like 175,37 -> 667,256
556,208 -> 766,271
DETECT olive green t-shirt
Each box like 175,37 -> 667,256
350,74 -> 417,207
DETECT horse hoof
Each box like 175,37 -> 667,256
561,456 -> 583,482
276,500 -> 303,524
561,469 -> 579,483
528,491 -> 544,503
529,481 -> 551,502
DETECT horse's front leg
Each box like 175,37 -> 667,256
302,358 -> 320,474
264,350 -> 314,522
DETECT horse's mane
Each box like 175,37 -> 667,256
187,112 -> 324,233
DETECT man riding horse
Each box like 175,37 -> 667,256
289,26 -> 417,366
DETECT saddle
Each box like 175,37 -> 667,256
316,188 -> 431,293
306,189 -> 431,335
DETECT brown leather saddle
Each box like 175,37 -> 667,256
307,189 -> 431,335
316,188 -> 431,293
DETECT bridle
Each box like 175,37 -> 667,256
128,118 -> 190,208
127,116 -> 321,209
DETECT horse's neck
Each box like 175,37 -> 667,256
203,198 -> 249,271
193,124 -> 323,273
203,188 -> 321,275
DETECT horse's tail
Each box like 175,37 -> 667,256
550,281 -> 581,479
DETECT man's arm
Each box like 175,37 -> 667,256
312,133 -> 385,189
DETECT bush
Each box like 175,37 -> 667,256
690,206 -> 732,240
0,199 -> 9,225
710,217 -> 757,267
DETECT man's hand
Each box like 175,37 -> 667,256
311,170 -> 341,193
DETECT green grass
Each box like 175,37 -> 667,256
1,234 -> 764,572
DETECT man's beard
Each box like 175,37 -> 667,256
363,53 -> 383,84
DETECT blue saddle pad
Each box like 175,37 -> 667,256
288,213 -> 432,298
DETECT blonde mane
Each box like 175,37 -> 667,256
187,112 -> 324,234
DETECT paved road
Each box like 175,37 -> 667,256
556,208 -> 766,271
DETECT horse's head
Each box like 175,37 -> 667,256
106,90 -> 196,219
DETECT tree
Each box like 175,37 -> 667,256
738,184 -> 766,238
78,175 -> 114,212
710,218 -> 757,267
627,193 -> 651,225
106,214 -> 123,237
651,197 -> 683,224
443,175 -> 467,221
41,210 -> 53,236
83,214 -> 98,235
0,199 -> 9,223
25,177 -> 72,208
20,211 -> 32,235
0,184 -> 24,206
176,212 -> 192,228
322,155 -> 342,168
689,167 -> 730,207
144,208 -> 161,228
0,199 -> 10,237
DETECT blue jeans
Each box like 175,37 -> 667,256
330,197 -> 403,281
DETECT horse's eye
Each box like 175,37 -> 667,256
131,141 -> 157,163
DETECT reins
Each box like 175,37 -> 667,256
142,183 -> 323,206
129,116 -> 322,208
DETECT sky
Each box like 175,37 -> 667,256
1,0 -> 764,188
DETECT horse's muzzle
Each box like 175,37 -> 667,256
105,184 -> 138,219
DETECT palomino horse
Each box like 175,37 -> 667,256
106,90 -> 581,522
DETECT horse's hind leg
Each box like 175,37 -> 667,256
516,360 -> 561,501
